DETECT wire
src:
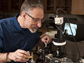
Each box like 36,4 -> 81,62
55,8 -> 81,62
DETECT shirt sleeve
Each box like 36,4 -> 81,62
0,38 -> 3,52
0,23 -> 3,52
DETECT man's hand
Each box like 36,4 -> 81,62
8,49 -> 30,62
41,35 -> 51,44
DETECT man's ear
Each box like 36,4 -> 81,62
21,12 -> 26,20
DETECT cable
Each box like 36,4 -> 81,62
55,8 -> 81,62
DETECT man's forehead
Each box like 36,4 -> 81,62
28,8 -> 44,18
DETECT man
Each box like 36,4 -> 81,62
0,0 -> 51,63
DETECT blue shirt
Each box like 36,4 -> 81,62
0,14 -> 40,63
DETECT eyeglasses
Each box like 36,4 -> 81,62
25,13 -> 45,22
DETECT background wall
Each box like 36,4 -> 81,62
1,12 -> 84,22
44,13 -> 84,22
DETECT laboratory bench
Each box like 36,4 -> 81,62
65,40 -> 84,63
51,40 -> 84,63
32,40 -> 84,63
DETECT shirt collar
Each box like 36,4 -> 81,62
12,14 -> 22,31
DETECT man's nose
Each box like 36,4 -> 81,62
37,21 -> 42,28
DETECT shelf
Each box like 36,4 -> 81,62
0,0 -> 24,12
0,0 -> 71,13
44,0 -> 71,13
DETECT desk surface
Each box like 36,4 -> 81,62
49,40 -> 84,63
65,40 -> 84,63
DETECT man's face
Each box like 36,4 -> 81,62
24,8 -> 44,33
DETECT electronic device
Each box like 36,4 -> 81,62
52,15 -> 66,59
64,22 -> 84,41
36,8 -> 73,63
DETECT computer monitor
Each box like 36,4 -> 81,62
63,22 -> 84,42
64,23 -> 77,36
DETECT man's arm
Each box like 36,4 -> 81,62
0,53 -> 8,63
0,36 -> 8,62
35,35 -> 51,47
0,49 -> 31,63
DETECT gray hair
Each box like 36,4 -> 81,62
20,0 -> 44,14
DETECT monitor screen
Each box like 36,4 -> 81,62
64,23 -> 77,36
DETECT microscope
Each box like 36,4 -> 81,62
37,16 -> 67,63
53,15 -> 66,57
35,9 -> 73,63
52,15 -> 67,61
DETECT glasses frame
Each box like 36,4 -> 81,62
25,12 -> 45,22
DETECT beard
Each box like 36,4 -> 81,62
29,26 -> 38,33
